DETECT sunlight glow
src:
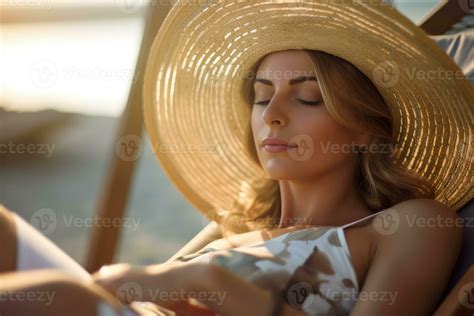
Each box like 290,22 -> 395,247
0,0 -> 444,117
0,15 -> 145,117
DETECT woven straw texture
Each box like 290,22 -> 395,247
143,0 -> 474,222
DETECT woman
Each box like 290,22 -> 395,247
0,48 -> 465,316
93,48 -> 465,315
1,1 -> 471,315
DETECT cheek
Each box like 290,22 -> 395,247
251,107 -> 262,134
299,110 -> 356,155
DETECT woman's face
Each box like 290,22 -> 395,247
251,49 -> 367,180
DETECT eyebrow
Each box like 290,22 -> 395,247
254,76 -> 318,86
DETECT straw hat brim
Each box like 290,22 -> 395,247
143,1 -> 474,223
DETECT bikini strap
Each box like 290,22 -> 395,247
341,208 -> 390,230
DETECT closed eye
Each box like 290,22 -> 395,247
254,99 -> 323,106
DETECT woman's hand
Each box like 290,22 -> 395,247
92,261 -> 275,316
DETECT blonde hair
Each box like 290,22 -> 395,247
219,49 -> 435,237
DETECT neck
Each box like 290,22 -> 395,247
276,163 -> 373,229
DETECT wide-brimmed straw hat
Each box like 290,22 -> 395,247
143,0 -> 473,223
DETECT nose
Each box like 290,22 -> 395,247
262,94 -> 288,127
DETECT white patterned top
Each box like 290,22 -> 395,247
174,210 -> 388,315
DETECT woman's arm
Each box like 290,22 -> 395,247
0,206 -> 155,315
94,260 -> 323,316
0,205 -> 93,281
0,269 -> 137,316
94,260 -> 310,316
350,199 -> 463,315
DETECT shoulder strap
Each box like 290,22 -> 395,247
341,208 -> 390,230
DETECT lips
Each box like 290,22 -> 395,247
262,144 -> 297,153
261,137 -> 298,147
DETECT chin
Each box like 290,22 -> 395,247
263,164 -> 298,180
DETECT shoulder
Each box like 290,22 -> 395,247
390,198 -> 457,216
369,199 -> 464,291
377,198 -> 461,233
351,199 -> 464,314
372,198 -> 463,250
378,197 -> 457,217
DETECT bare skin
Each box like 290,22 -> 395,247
163,49 -> 462,314
245,49 -> 376,290
201,221 -> 374,291
0,200 -> 461,316
0,269 -> 126,316
251,50 -> 374,229
0,49 -> 463,315
0,207 -> 133,316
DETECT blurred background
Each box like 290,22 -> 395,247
1,0 -> 473,269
